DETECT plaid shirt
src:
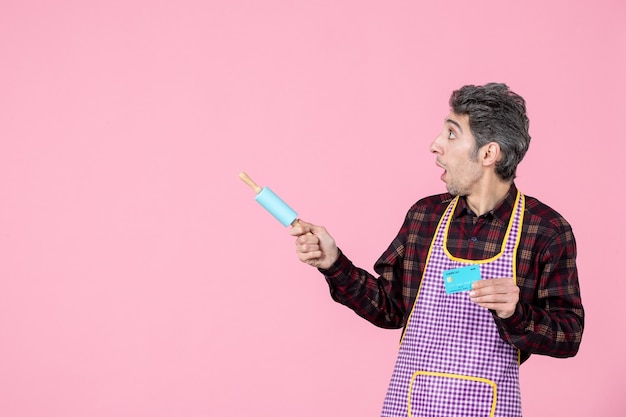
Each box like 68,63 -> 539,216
321,184 -> 584,363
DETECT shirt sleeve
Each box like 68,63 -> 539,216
492,225 -> 584,361
318,227 -> 410,330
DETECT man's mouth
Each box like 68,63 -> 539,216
436,160 -> 446,178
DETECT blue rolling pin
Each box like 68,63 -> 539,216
239,172 -> 299,227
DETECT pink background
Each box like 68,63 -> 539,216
1,1 -> 624,416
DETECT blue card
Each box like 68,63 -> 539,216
443,265 -> 481,294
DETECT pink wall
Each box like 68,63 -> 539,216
1,1 -> 624,416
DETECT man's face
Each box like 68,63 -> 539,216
429,112 -> 483,196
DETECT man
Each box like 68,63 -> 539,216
290,83 -> 584,417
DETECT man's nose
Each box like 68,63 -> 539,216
429,135 -> 442,154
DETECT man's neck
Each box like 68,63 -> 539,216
465,179 -> 513,217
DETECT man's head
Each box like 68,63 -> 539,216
449,83 -> 531,182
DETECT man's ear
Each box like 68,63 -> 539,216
481,142 -> 501,167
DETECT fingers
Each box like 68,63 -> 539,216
295,236 -> 325,267
289,219 -> 316,236
292,220 -> 322,263
471,277 -> 516,293
289,220 -> 306,236
295,233 -> 321,254
290,220 -> 338,269
469,278 -> 519,319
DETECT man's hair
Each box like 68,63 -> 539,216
449,83 -> 531,181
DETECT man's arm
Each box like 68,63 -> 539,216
291,220 -> 407,329
471,228 -> 584,359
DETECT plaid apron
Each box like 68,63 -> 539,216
381,191 -> 524,417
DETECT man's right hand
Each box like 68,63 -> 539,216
290,220 -> 339,270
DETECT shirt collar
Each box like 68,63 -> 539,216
453,183 -> 518,225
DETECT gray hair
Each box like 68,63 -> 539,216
449,83 -> 531,181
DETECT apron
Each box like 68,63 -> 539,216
381,191 -> 524,417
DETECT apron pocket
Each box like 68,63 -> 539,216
408,371 -> 497,417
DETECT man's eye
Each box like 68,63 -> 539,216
448,130 -> 456,139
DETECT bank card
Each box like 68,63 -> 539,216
443,264 -> 481,294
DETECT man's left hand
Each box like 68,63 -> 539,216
469,278 -> 520,319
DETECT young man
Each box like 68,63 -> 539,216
290,83 -> 584,417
